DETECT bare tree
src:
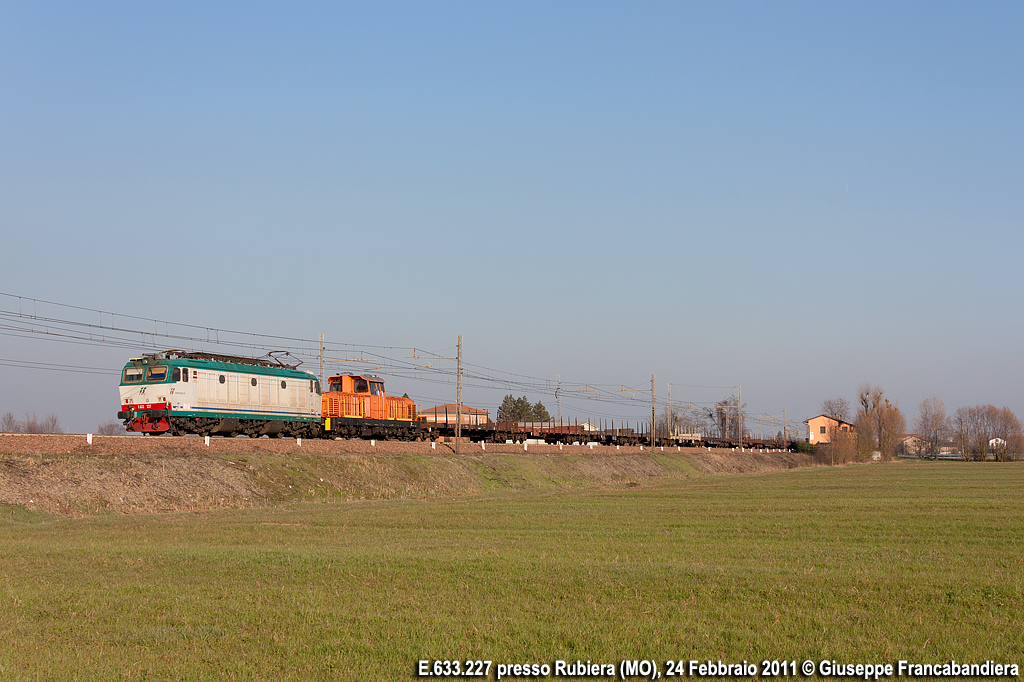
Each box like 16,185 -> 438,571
877,398 -> 905,461
710,396 -> 744,440
953,404 -> 1001,461
854,385 -> 904,461
952,406 -> 972,460
995,407 -> 1024,461
20,412 -> 62,434
971,405 -> 998,461
855,384 -> 883,459
956,405 -> 1024,462
22,412 -> 42,433
657,404 -> 705,438
821,398 -> 850,423
821,422 -> 857,465
915,397 -> 949,456
41,413 -> 62,434
97,420 -> 126,435
1,411 -> 19,432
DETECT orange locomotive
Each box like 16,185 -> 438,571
321,373 -> 419,439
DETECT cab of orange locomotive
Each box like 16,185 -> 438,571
326,374 -> 386,395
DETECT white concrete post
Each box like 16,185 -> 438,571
86,434 -> 92,445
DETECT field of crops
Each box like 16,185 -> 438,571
1,461 -> 1022,680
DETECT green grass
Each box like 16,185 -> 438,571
1,462 -> 1022,680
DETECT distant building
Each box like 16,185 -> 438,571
805,414 -> 856,444
419,403 -> 491,425
901,434 -> 926,455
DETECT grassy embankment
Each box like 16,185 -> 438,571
1,462 -> 1022,680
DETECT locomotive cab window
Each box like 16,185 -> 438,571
122,367 -> 144,383
172,368 -> 181,381
328,380 -> 343,392
146,365 -> 169,382
370,382 -> 383,396
353,378 -> 369,393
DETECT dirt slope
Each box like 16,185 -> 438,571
0,434 -> 815,515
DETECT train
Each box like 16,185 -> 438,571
117,350 -> 790,449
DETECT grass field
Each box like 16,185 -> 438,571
1,461 -> 1022,680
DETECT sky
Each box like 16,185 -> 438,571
1,1 -> 1021,434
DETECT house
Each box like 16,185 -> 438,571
901,434 -> 927,455
805,414 -> 856,444
419,403 -> 491,426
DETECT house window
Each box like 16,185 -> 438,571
820,426 -> 826,434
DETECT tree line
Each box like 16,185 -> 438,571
1,412 -> 126,435
1,411 -> 64,434
817,386 -> 1023,464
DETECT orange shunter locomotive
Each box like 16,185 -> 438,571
321,373 -> 418,439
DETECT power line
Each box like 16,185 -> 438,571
0,291 -> 766,424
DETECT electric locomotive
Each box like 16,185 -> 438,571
118,351 -> 322,437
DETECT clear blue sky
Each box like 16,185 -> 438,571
1,1 -> 1021,433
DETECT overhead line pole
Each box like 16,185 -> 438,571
556,374 -> 561,424
318,334 -> 324,386
405,339 -> 463,454
651,373 -> 655,446
456,334 -> 462,456
667,382 -> 672,438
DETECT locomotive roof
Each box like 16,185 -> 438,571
122,352 -> 316,379
151,350 -> 301,369
327,373 -> 384,382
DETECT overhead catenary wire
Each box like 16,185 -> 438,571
0,291 -> 773,426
